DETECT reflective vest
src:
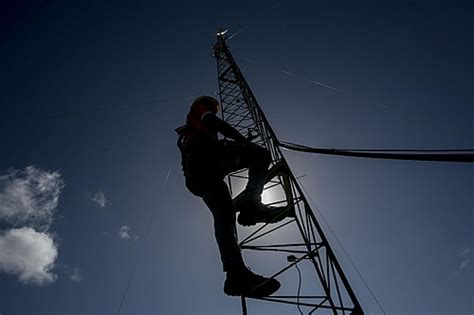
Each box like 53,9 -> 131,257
180,103 -> 218,151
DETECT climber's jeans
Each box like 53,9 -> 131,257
184,141 -> 271,271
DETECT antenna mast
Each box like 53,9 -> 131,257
213,31 -> 364,315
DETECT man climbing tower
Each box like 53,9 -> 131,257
176,95 -> 284,297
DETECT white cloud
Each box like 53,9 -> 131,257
91,190 -> 108,208
0,166 -> 64,286
70,266 -> 82,283
0,227 -> 58,285
119,225 -> 131,239
0,166 -> 64,231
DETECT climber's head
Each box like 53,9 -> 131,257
192,96 -> 220,114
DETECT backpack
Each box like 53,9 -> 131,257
175,125 -> 189,172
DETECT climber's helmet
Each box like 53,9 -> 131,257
192,96 -> 220,114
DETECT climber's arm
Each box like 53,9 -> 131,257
202,113 -> 247,142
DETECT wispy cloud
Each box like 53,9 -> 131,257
91,190 -> 108,208
0,166 -> 64,231
70,266 -> 82,283
310,80 -> 339,92
277,68 -> 343,93
118,225 -> 139,240
0,227 -> 58,285
459,248 -> 471,257
458,247 -> 471,271
450,247 -> 471,279
459,260 -> 470,270
278,69 -> 296,76
228,25 -> 249,40
0,166 -> 64,286
119,225 -> 131,239
163,167 -> 172,189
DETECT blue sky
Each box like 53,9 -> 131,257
0,0 -> 472,314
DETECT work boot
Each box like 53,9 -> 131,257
234,195 -> 292,226
224,266 -> 281,297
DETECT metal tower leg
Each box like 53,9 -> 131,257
241,296 -> 248,315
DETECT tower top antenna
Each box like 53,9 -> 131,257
216,28 -> 228,37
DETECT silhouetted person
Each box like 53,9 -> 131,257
176,96 -> 282,297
